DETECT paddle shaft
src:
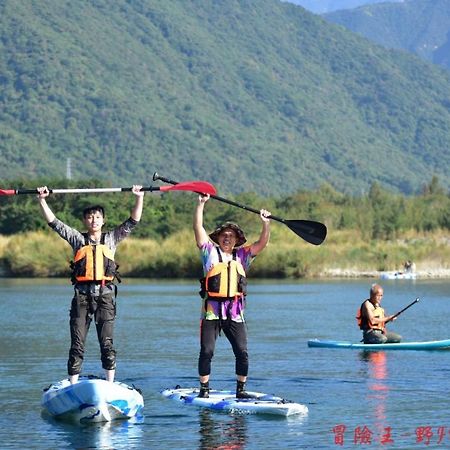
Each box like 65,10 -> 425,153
386,298 -> 419,323
0,181 -> 216,196
155,173 -> 296,225
6,187 -> 160,195
152,173 -> 327,245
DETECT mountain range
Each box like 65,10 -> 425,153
324,0 -> 450,71
284,0 -> 405,14
1,0 -> 450,196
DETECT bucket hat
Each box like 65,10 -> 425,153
209,222 -> 246,247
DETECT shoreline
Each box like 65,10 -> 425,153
321,268 -> 450,279
1,269 -> 450,280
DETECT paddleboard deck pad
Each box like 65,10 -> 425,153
41,375 -> 144,423
161,386 -> 308,416
308,338 -> 450,351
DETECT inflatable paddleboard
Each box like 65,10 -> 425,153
308,338 -> 450,351
161,386 -> 308,417
41,375 -> 144,423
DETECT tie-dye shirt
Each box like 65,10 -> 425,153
199,241 -> 255,322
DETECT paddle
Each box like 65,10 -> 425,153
385,297 -> 420,324
0,180 -> 217,196
152,173 -> 327,245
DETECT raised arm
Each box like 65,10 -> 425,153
249,209 -> 271,256
193,194 -> 210,248
37,186 -> 56,223
131,185 -> 145,222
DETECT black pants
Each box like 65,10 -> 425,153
68,285 -> 116,376
198,319 -> 249,377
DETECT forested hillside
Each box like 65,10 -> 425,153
324,0 -> 450,71
1,0 -> 450,196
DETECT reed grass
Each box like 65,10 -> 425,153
0,235 -> 10,256
2,231 -> 71,277
0,229 -> 449,278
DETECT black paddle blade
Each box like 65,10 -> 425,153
285,220 -> 327,245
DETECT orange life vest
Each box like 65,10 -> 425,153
200,248 -> 247,300
71,234 -> 117,284
356,300 -> 385,331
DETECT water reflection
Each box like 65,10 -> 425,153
42,416 -> 144,449
360,351 -> 390,436
198,409 -> 247,450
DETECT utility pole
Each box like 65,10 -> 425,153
66,157 -> 72,180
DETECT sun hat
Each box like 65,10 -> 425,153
209,222 -> 247,247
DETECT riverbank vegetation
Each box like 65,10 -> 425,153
1,227 -> 450,279
1,177 -> 449,278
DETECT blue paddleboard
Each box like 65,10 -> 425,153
308,338 -> 450,351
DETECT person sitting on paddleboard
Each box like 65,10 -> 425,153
357,284 -> 402,344
193,194 -> 271,399
37,186 -> 144,384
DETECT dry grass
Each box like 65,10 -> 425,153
1,228 -> 449,278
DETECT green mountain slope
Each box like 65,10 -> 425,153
1,0 -> 450,196
324,0 -> 450,70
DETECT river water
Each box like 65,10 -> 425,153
0,277 -> 449,449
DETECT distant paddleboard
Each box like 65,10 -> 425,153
41,375 -> 144,423
161,386 -> 308,417
380,271 -> 416,280
308,338 -> 450,351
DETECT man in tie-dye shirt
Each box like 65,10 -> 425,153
193,193 -> 271,399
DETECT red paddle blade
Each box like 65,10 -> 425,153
159,181 -> 216,195
0,189 -> 16,196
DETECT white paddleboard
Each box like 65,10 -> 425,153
42,375 -> 144,423
161,386 -> 308,417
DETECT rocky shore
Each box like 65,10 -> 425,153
322,268 -> 450,279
